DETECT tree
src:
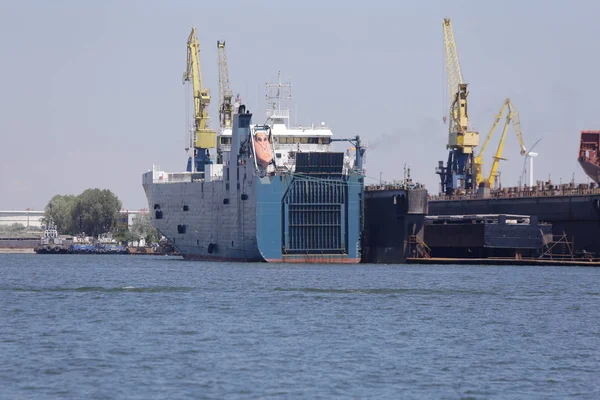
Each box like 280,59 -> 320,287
130,213 -> 159,245
45,194 -> 77,234
114,229 -> 134,244
72,189 -> 122,237
43,189 -> 122,236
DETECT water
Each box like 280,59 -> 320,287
1,254 -> 599,399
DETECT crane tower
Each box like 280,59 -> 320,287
183,27 -> 216,173
436,18 -> 480,195
217,40 -> 233,129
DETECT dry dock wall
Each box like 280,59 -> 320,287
362,188 -> 428,263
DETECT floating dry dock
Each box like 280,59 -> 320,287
406,258 -> 600,267
423,214 -> 552,259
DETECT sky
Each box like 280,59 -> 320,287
1,0 -> 599,210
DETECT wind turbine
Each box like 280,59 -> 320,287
521,138 -> 543,187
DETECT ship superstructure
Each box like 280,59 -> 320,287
142,32 -> 364,262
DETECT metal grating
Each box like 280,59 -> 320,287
295,152 -> 344,174
283,178 -> 348,254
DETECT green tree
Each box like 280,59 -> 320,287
44,189 -> 122,236
114,229 -> 134,244
45,194 -> 77,234
72,189 -> 122,237
130,213 -> 158,245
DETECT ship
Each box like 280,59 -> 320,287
142,74 -> 365,263
578,130 -> 600,184
34,218 -> 69,254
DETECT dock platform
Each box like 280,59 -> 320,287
406,257 -> 600,267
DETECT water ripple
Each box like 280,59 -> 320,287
273,287 -> 495,296
2,286 -> 194,293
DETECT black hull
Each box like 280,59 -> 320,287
429,194 -> 600,256
362,188 -> 428,263
35,246 -> 69,254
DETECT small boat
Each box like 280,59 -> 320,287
94,233 -> 129,254
69,233 -> 95,254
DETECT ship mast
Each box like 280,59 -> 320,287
265,71 -> 292,126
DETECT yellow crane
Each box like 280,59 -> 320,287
443,18 -> 479,154
474,98 -> 527,187
183,27 -> 216,157
437,18 -> 480,194
217,40 -> 233,129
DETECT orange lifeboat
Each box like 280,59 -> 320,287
253,131 -> 273,167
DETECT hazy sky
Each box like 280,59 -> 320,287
2,0 -> 599,210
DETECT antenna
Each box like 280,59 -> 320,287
265,71 -> 292,125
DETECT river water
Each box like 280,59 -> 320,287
1,254 -> 599,399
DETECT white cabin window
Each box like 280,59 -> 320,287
277,136 -> 330,144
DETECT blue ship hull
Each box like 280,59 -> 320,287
256,173 -> 362,263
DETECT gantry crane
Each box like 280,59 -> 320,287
474,98 -> 527,188
183,27 -> 215,172
217,40 -> 233,130
436,18 -> 480,195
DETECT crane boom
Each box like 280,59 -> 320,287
508,101 -> 527,156
443,18 -> 478,150
488,113 -> 512,187
183,27 -> 216,152
475,99 -> 528,187
217,40 -> 233,129
443,18 -> 463,117
474,100 -> 509,185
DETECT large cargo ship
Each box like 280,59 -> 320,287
143,76 -> 365,263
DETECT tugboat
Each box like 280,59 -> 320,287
34,218 -> 69,254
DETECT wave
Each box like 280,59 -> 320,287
273,287 -> 495,296
2,286 -> 195,293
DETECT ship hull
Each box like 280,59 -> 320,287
578,130 -> 600,184
578,158 -> 600,184
143,162 -> 362,263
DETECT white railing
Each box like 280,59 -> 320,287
152,171 -> 226,184
266,109 -> 290,119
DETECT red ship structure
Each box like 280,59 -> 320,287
578,130 -> 600,184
